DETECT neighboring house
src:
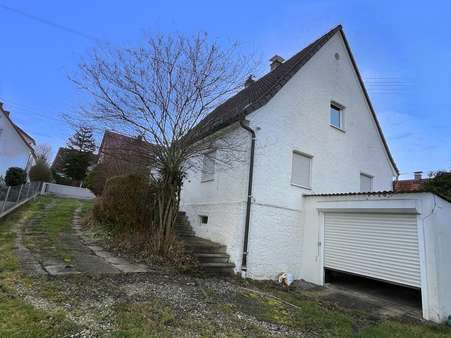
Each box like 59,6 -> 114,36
0,102 -> 36,178
97,130 -> 154,175
181,25 -> 451,323
393,171 -> 430,192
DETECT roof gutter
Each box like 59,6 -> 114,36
239,119 -> 256,274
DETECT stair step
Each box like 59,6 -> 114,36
176,233 -> 195,238
194,253 -> 230,263
184,244 -> 227,254
199,262 -> 235,275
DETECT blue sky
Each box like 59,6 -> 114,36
0,1 -> 450,179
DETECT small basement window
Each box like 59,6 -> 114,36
360,173 -> 374,192
330,103 -> 344,130
201,150 -> 216,182
199,215 -> 208,224
291,151 -> 312,189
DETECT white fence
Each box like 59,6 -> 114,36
0,182 -> 95,220
0,181 -> 43,218
41,183 -> 95,200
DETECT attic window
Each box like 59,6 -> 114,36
330,103 -> 344,130
199,215 -> 208,224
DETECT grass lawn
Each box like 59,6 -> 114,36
0,198 -> 81,337
0,196 -> 450,337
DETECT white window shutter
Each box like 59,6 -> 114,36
201,150 -> 216,182
360,173 -> 373,192
291,152 -> 311,188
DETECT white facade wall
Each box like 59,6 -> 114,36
0,111 -> 33,177
244,32 -> 395,279
302,192 -> 451,323
421,194 -> 451,322
182,32 -> 397,280
181,126 -> 251,268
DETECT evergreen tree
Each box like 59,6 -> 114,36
67,126 -> 96,153
63,126 -> 97,185
5,167 -> 27,186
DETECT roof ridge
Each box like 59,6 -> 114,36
190,25 -> 343,141
242,25 -> 343,115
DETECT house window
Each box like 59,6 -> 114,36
199,215 -> 208,224
360,173 -> 373,192
201,150 -> 216,182
330,103 -> 343,129
291,151 -> 312,189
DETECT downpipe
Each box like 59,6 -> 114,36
239,119 -> 256,275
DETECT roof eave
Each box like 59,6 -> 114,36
337,30 -> 399,176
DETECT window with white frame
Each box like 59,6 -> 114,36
291,151 -> 312,188
360,173 -> 373,192
330,102 -> 343,129
201,150 -> 216,182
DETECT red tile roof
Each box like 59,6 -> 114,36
98,131 -> 154,167
393,179 -> 429,192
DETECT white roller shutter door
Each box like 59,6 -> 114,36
324,212 -> 421,288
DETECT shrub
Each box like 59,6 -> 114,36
93,174 -> 155,231
424,170 -> 451,200
29,160 -> 53,182
84,164 -> 109,196
5,167 -> 27,186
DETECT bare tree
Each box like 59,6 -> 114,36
35,144 -> 52,164
71,33 -> 252,255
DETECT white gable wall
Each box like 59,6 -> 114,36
0,111 -> 33,177
244,32 -> 395,279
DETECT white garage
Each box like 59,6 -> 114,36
323,212 -> 421,288
301,191 -> 451,323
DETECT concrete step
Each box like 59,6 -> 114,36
176,232 -> 195,238
183,240 -> 227,254
194,253 -> 230,264
199,262 -> 235,275
175,225 -> 193,231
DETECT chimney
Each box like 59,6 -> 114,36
414,171 -> 423,181
270,55 -> 285,71
244,75 -> 255,88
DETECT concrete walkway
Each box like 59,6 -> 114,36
15,201 -> 149,276
72,208 -> 149,273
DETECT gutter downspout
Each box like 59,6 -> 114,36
239,119 -> 256,275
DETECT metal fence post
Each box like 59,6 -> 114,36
1,186 -> 11,214
26,183 -> 31,198
16,184 -> 24,203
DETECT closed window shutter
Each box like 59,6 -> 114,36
291,152 -> 311,188
360,174 -> 373,192
201,150 -> 216,182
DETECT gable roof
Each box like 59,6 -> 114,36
192,25 -> 399,175
0,103 -> 36,158
98,130 -> 154,166
12,123 -> 36,146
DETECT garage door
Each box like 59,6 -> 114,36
324,212 -> 421,288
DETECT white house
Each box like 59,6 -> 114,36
181,25 -> 451,322
0,102 -> 36,178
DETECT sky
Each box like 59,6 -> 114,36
0,0 -> 450,179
